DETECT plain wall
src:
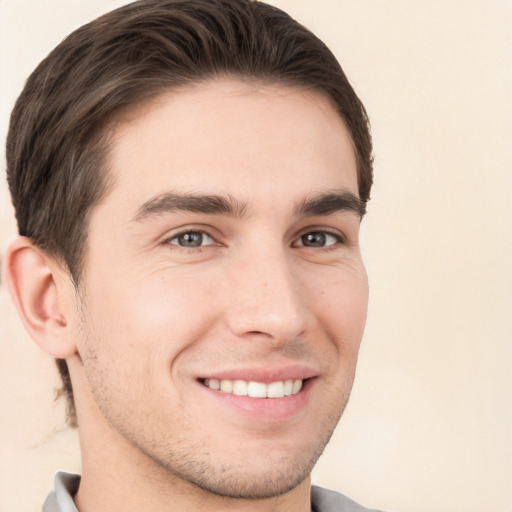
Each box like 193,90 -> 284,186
1,1 -> 511,511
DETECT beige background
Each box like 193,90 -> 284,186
1,1 -> 511,511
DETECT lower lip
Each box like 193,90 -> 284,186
197,378 -> 315,422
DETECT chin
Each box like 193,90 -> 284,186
175,455 -> 315,499
151,430 -> 332,500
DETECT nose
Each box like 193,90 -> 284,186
225,248 -> 310,345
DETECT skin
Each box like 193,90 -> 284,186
7,79 -> 368,512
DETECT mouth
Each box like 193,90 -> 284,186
200,378 -> 305,398
195,366 -> 318,421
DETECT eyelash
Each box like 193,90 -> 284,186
165,229 -> 215,249
164,227 -> 346,250
292,230 -> 345,249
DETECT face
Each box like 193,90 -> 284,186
69,80 -> 368,499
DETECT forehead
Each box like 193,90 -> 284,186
101,79 -> 358,214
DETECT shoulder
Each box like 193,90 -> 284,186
43,472 -> 80,512
311,485 -> 387,512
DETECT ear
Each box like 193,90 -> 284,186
3,236 -> 77,358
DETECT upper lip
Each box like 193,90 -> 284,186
198,364 -> 318,383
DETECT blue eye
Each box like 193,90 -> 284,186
294,231 -> 340,248
168,231 -> 214,248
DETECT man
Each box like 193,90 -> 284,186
4,0 -> 380,510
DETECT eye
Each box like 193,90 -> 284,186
167,230 -> 214,248
293,231 -> 341,248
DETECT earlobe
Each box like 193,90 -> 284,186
3,236 -> 77,358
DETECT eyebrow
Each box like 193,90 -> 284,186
294,191 -> 366,218
133,192 -> 248,222
133,189 -> 366,223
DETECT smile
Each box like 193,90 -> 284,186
203,378 -> 303,398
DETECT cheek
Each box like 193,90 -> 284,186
75,270 -> 224,421
84,267 -> 223,365
307,263 -> 368,351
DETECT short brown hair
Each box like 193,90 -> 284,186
6,0 -> 373,426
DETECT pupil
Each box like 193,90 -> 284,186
303,232 -> 326,247
180,232 -> 202,247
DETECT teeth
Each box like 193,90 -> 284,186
220,380 -> 233,393
267,381 -> 284,398
248,381 -> 267,398
292,379 -> 303,394
204,378 -> 303,398
207,378 -> 220,390
233,380 -> 248,396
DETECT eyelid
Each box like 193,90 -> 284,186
160,224 -> 348,250
292,227 -> 347,247
162,226 -> 220,247
169,231 -> 214,246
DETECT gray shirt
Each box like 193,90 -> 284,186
43,472 -> 384,512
